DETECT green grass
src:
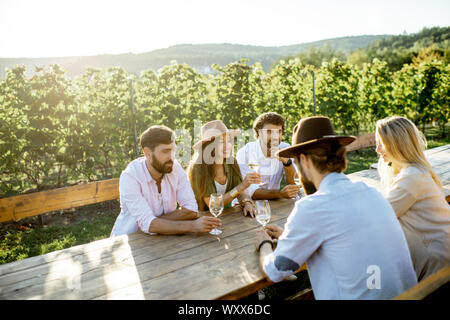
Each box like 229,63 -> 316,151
346,148 -> 379,174
0,204 -> 118,265
424,128 -> 450,149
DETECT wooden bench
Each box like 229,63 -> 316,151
287,266 -> 450,300
0,178 -> 119,223
394,266 -> 450,300
345,133 -> 376,152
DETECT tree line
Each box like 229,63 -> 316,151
276,26 -> 450,71
0,47 -> 448,197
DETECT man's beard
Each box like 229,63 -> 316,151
152,157 -> 173,174
299,162 -> 317,195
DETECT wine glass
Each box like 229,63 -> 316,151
255,200 -> 271,228
209,193 -> 224,235
248,163 -> 259,171
248,162 -> 267,187
294,174 -> 302,200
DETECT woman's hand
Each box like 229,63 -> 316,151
243,201 -> 257,218
240,172 -> 262,190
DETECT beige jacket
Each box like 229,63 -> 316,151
386,166 -> 450,280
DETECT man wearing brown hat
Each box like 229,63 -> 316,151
254,116 -> 417,299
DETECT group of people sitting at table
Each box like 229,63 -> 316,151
110,111 -> 450,300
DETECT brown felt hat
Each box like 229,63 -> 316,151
276,116 -> 356,158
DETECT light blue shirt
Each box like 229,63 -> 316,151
263,172 -> 417,300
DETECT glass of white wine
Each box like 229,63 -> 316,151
294,174 -> 302,200
248,162 -> 267,187
209,193 -> 224,235
255,200 -> 271,228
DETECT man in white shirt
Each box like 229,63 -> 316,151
236,112 -> 300,200
111,125 -> 221,237
255,116 -> 417,299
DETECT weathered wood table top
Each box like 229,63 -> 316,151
0,144 -> 448,300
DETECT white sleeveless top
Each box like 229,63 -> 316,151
214,179 -> 228,195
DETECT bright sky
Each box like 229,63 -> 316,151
0,0 -> 448,58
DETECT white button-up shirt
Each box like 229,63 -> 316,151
111,157 -> 198,237
236,141 -> 295,198
263,172 -> 417,299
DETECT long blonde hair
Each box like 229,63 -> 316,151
376,116 -> 441,193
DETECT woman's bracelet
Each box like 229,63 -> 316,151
229,187 -> 239,198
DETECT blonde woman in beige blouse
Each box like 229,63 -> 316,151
376,116 -> 450,281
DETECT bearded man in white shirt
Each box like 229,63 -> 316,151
111,125 -> 221,237
236,112 -> 301,200
254,116 -> 417,299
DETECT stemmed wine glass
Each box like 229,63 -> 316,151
209,193 -> 224,235
248,161 -> 267,187
255,200 -> 271,228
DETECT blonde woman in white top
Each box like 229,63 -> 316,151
376,116 -> 450,281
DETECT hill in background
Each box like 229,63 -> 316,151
0,35 -> 387,78
347,26 -> 450,70
1,26 -> 448,78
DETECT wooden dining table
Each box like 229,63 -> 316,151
0,144 -> 448,300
